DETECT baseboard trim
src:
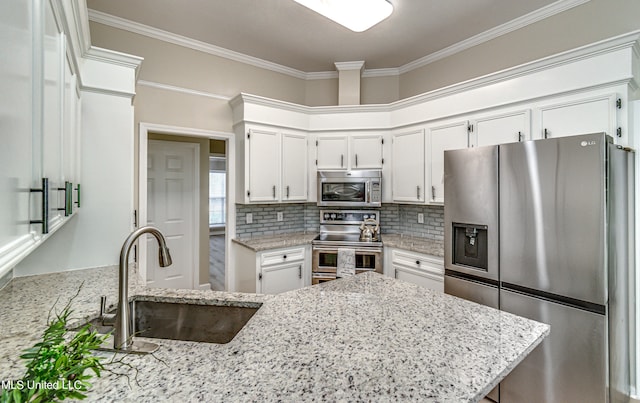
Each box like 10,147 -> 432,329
199,283 -> 211,291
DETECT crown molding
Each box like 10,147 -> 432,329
88,0 -> 592,81
391,29 -> 640,110
137,80 -> 232,101
399,0 -> 591,74
334,61 -> 365,71
88,9 -> 310,80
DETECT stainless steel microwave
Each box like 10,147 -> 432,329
317,170 -> 382,207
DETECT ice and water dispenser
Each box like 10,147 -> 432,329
452,223 -> 488,271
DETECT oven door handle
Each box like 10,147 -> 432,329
313,246 -> 383,254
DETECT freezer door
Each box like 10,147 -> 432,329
500,289 -> 606,403
444,274 -> 499,401
444,146 -> 499,281
499,133 -> 607,305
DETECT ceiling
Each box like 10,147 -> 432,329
86,0 -> 574,74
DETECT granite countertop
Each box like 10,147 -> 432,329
232,232 -> 318,251
232,232 -> 444,258
0,267 -> 548,402
381,234 -> 444,257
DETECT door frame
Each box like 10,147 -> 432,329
138,122 -> 236,291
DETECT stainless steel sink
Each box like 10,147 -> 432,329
82,300 -> 261,344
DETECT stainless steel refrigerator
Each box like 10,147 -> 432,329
443,133 -> 634,403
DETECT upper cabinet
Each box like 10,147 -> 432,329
472,110 -> 531,147
351,134 -> 384,169
0,0 -> 83,278
316,135 -> 348,170
237,124 -> 308,204
282,132 -> 308,201
538,95 -> 617,139
315,133 -> 384,171
428,121 -> 469,204
392,129 -> 425,203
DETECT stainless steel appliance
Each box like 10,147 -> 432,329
444,133 -> 634,403
312,210 -> 383,284
317,170 -> 382,207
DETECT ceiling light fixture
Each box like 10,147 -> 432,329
293,0 -> 394,33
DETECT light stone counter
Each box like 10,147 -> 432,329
232,232 -> 318,251
0,267 -> 548,402
381,234 -> 444,257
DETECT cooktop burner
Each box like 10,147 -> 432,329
313,209 -> 382,247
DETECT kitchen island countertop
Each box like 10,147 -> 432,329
0,267 -> 548,402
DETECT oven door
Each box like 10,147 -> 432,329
312,246 -> 383,275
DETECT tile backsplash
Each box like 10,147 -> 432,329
235,203 -> 444,241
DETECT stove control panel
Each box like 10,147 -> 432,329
319,210 -> 379,225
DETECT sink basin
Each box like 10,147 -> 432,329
82,300 -> 262,344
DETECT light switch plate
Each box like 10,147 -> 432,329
417,213 -> 424,224
246,213 -> 253,224
277,212 -> 283,221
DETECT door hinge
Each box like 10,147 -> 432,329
315,140 -> 318,146
381,158 -> 384,164
616,98 -> 622,109
381,138 -> 384,145
258,273 -> 262,280
247,132 -> 250,139
315,159 -> 318,165
617,127 -> 622,137
247,190 -> 250,197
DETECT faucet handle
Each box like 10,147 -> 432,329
99,296 -> 116,326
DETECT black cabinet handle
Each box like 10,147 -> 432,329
30,177 -> 49,234
416,260 -> 420,265
74,184 -> 81,207
283,255 -> 287,260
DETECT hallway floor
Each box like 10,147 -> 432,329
209,234 -> 225,291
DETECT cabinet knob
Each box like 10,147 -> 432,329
416,260 -> 420,265
283,255 -> 287,259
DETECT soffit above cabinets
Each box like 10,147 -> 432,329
86,0 -> 582,75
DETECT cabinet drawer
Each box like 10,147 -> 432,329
260,247 -> 305,266
391,249 -> 443,274
394,265 -> 444,292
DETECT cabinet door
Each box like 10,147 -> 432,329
392,129 -> 425,202
282,132 -> 307,201
474,110 -> 530,147
351,135 -> 383,169
316,136 -> 348,170
260,262 -> 304,294
394,265 -> 444,292
247,129 -> 279,202
429,122 -> 469,203
0,0 -> 34,275
41,0 -> 64,227
540,95 -> 615,139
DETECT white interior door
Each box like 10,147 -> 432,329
147,140 -> 199,289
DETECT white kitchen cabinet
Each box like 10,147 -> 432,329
282,132 -> 308,201
539,94 -> 616,139
247,128 -> 279,202
389,248 -> 444,293
315,133 -> 384,171
351,134 -> 384,169
392,129 -> 425,203
316,135 -> 348,170
473,110 -> 531,147
238,126 -> 308,203
429,121 -> 469,204
234,244 -> 310,294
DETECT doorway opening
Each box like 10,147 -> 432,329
138,123 -> 236,292
208,149 -> 226,291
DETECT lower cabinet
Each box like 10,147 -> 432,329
387,248 -> 444,292
234,244 -> 310,294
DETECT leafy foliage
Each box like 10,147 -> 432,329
0,286 -> 110,402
